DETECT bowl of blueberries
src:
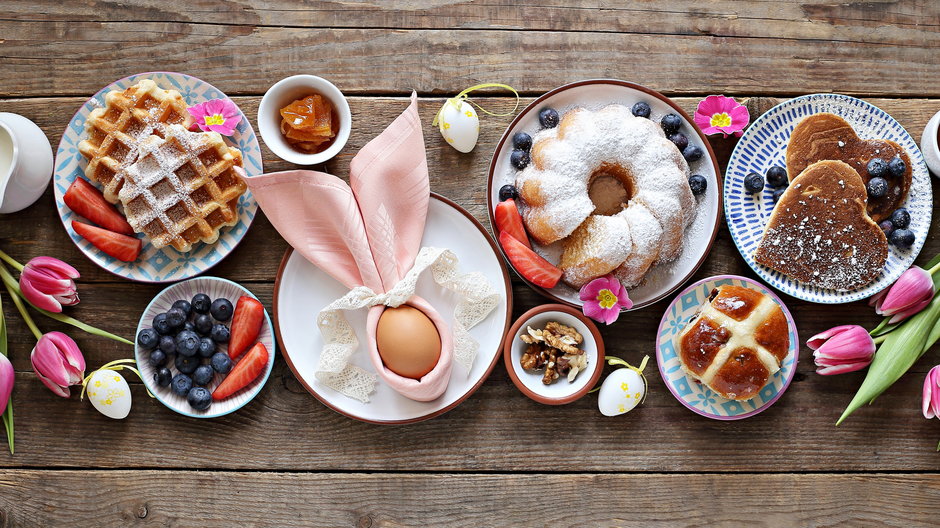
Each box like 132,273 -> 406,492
135,276 -> 276,418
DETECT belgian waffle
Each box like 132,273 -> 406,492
119,124 -> 246,252
77,79 -> 192,203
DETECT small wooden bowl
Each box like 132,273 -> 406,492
503,304 -> 605,405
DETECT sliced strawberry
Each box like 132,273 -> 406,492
494,199 -> 531,248
213,342 -> 269,400
499,231 -> 562,289
228,296 -> 265,359
64,177 -> 134,235
72,221 -> 142,262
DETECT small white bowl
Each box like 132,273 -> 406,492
257,75 -> 351,165
920,110 -> 940,177
503,304 -> 605,405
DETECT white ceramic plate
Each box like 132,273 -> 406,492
54,71 -> 263,282
487,79 -> 722,310
274,194 -> 512,424
724,93 -> 932,303
135,277 -> 276,418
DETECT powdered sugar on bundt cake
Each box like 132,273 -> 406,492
516,104 -> 696,288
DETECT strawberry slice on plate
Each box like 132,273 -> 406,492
228,295 -> 265,359
63,177 -> 134,235
499,230 -> 562,289
72,221 -> 142,262
494,199 -> 531,248
213,342 -> 269,400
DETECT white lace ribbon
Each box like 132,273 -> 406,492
315,247 -> 501,402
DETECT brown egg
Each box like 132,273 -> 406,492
375,305 -> 441,379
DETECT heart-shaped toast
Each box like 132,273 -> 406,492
785,112 -> 911,222
754,160 -> 888,291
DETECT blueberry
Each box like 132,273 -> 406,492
152,313 -> 172,335
210,324 -> 230,344
766,166 -> 788,188
171,299 -> 192,317
171,373 -> 193,396
744,172 -> 765,193
165,308 -> 187,330
660,113 -> 682,135
890,208 -> 911,229
211,352 -> 233,374
688,174 -> 707,196
192,364 -> 214,387
631,101 -> 651,119
154,367 -> 172,387
772,187 -> 787,202
668,133 -> 689,152
137,328 -> 159,349
890,228 -> 915,249
879,220 -> 895,236
682,145 -> 703,163
194,314 -> 213,335
191,293 -> 211,314
538,108 -> 559,129
511,132 -> 532,151
158,335 -> 177,355
198,337 -> 216,358
187,387 -> 212,411
867,177 -> 888,198
867,158 -> 888,178
498,184 -> 518,202
175,355 -> 199,375
510,149 -> 530,170
176,330 -> 200,357
888,157 -> 906,178
210,298 -> 234,322
149,349 -> 167,367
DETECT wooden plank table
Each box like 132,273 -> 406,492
2,1 -> 940,525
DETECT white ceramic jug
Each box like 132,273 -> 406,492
0,113 -> 53,214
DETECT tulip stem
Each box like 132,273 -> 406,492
873,334 -> 888,345
929,261 -> 940,276
0,250 -> 23,273
0,264 -> 42,341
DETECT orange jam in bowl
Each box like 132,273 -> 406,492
279,94 -> 339,153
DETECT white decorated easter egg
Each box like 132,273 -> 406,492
86,369 -> 131,419
598,368 -> 646,416
438,99 -> 479,153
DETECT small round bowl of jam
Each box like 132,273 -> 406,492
258,75 -> 351,165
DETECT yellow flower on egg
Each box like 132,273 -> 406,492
621,382 -> 629,392
465,110 -> 474,118
618,404 -> 625,413
443,122 -> 451,130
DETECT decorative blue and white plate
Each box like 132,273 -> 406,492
724,93 -> 932,304
135,277 -> 276,419
53,72 -> 263,283
656,275 -> 799,420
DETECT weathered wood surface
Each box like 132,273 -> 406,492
1,470 -> 937,527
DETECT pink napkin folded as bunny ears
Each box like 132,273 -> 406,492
238,93 -> 458,402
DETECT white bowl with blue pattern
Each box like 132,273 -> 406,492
54,72 -> 263,283
656,275 -> 799,420
724,94 -> 932,303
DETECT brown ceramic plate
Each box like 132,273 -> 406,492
273,193 -> 512,424
486,79 -> 723,310
503,304 -> 605,405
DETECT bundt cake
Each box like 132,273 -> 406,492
515,105 -> 697,288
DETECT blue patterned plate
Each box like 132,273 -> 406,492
724,94 -> 932,303
656,275 -> 799,420
53,72 -> 262,282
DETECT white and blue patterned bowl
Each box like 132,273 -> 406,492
656,275 -> 799,420
724,94 -> 932,303
135,277 -> 276,419
54,72 -> 263,283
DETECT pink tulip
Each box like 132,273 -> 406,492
0,354 -> 12,412
924,366 -> 940,420
19,256 -> 80,313
808,325 -> 876,375
30,332 -> 85,398
869,266 -> 935,324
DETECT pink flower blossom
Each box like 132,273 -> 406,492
187,98 -> 242,136
924,365 -> 940,420
693,95 -> 749,137
808,325 -> 876,375
869,266 -> 935,324
0,354 -> 13,413
31,332 -> 85,398
19,256 -> 80,313
579,275 -> 632,325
